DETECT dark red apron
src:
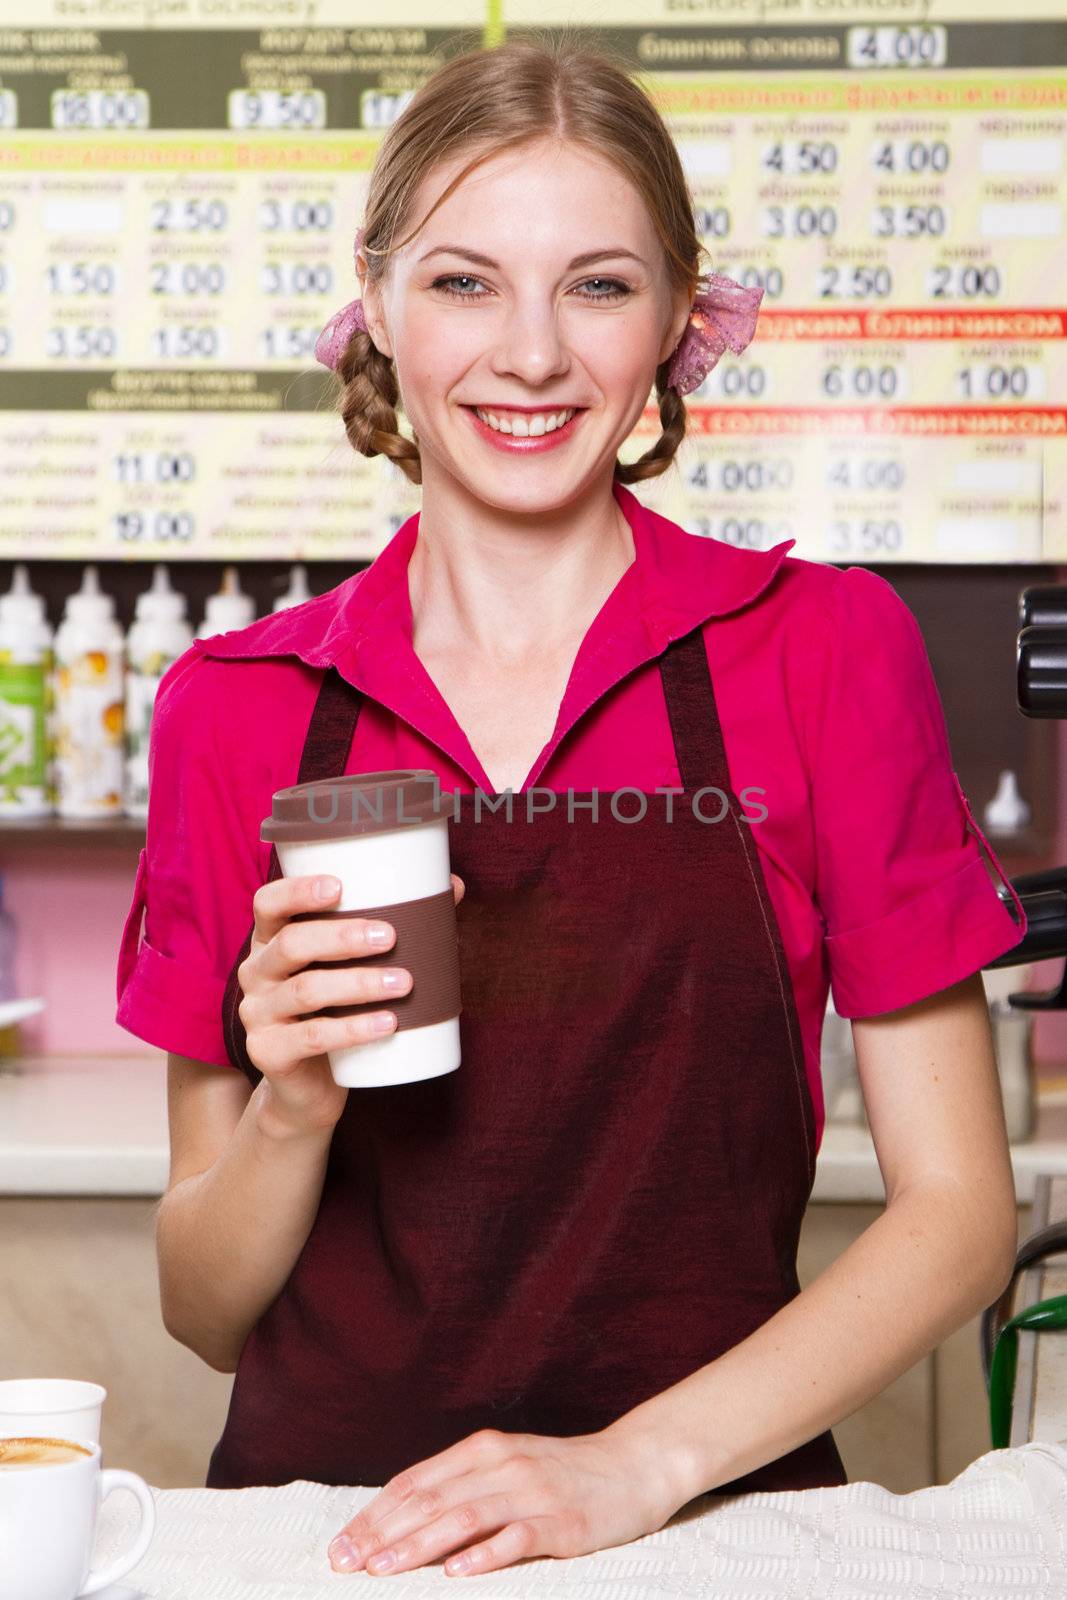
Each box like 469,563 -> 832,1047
210,624 -> 846,1495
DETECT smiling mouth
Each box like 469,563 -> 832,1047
471,405 -> 580,437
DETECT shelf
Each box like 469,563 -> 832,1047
0,815 -> 145,847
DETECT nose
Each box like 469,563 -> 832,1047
489,294 -> 571,388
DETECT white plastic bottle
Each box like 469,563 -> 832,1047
196,566 -> 255,639
0,565 -> 54,817
272,563 -> 311,613
53,566 -> 125,819
124,565 -> 194,820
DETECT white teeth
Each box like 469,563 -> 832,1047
474,406 -> 576,436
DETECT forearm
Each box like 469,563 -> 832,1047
605,1180 -> 1016,1501
156,1078 -> 334,1372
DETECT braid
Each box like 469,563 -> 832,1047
337,329 -> 422,486
614,365 -> 687,484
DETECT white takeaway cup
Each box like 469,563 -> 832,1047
0,1379 -> 106,1444
0,1434 -> 156,1600
261,769 -> 462,1088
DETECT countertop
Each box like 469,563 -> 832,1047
4,1051 -> 1067,1201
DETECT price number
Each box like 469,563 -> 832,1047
51,90 -> 149,129
827,457 -> 906,492
736,265 -> 784,299
694,205 -> 731,240
872,204 -> 947,238
152,326 -> 223,359
762,141 -> 838,175
150,262 -> 226,296
698,362 -> 769,401
151,199 -> 228,233
113,512 -> 195,544
762,204 -> 837,239
872,139 -> 950,174
687,457 -> 794,493
957,362 -> 1042,401
261,262 -> 334,296
817,264 -> 893,300
821,363 -> 906,401
46,263 -> 118,296
259,198 -> 334,232
847,26 -> 946,68
690,516 -> 793,549
113,452 -> 196,485
261,326 -> 320,359
928,264 -> 1002,299
228,90 -> 326,129
360,90 -> 415,128
829,519 -> 905,556
45,325 -> 117,359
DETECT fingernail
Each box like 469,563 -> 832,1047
316,877 -> 340,900
373,1011 -> 397,1032
366,922 -> 392,945
367,1548 -> 397,1572
329,1534 -> 359,1571
380,969 -> 408,991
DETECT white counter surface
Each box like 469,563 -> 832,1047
3,1052 -> 1067,1201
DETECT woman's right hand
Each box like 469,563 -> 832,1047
237,872 -> 465,1139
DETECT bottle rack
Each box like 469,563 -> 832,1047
0,557 -> 368,842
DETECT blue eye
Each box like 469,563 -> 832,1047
430,275 -> 631,303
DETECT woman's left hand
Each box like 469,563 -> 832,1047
326,1424 -> 698,1578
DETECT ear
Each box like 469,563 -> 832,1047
356,254 -> 395,361
659,285 -> 693,368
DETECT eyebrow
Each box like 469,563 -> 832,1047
417,245 -> 646,270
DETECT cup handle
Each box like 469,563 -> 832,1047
78,1469 -> 157,1596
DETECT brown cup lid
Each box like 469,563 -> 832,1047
262,769 -> 448,844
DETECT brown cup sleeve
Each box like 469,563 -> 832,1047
292,887 -> 461,1032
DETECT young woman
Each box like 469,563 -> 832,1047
116,37 -> 1027,1581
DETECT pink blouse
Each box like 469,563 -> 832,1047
116,481 -> 1027,1148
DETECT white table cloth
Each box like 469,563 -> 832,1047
93,1441 -> 1067,1600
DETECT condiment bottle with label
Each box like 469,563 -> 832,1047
124,565 -> 194,820
0,565 -> 54,817
53,566 -> 125,819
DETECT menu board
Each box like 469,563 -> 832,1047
0,0 -> 1063,563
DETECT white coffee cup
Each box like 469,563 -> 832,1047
262,770 -> 462,1088
0,1434 -> 155,1600
0,1379 -> 106,1443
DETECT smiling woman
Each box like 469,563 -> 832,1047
118,29 -> 1026,1590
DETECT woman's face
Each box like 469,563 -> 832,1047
360,137 -> 692,517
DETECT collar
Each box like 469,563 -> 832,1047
197,482 -> 795,787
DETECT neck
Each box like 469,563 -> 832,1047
407,468 -> 636,667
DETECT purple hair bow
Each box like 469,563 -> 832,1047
664,272 -> 765,398
314,229 -> 764,393
314,228 -> 370,371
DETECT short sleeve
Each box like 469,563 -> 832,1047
809,566 -> 1027,1019
115,644 -> 265,1068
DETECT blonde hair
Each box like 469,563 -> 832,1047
334,34 -> 702,487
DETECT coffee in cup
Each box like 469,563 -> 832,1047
262,769 -> 461,1088
0,1436 -> 91,1470
0,1434 -> 155,1600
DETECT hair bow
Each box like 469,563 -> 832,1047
665,273 -> 764,397
314,228 -> 370,371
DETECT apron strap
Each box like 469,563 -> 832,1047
220,666 -> 364,1081
658,624 -> 729,791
